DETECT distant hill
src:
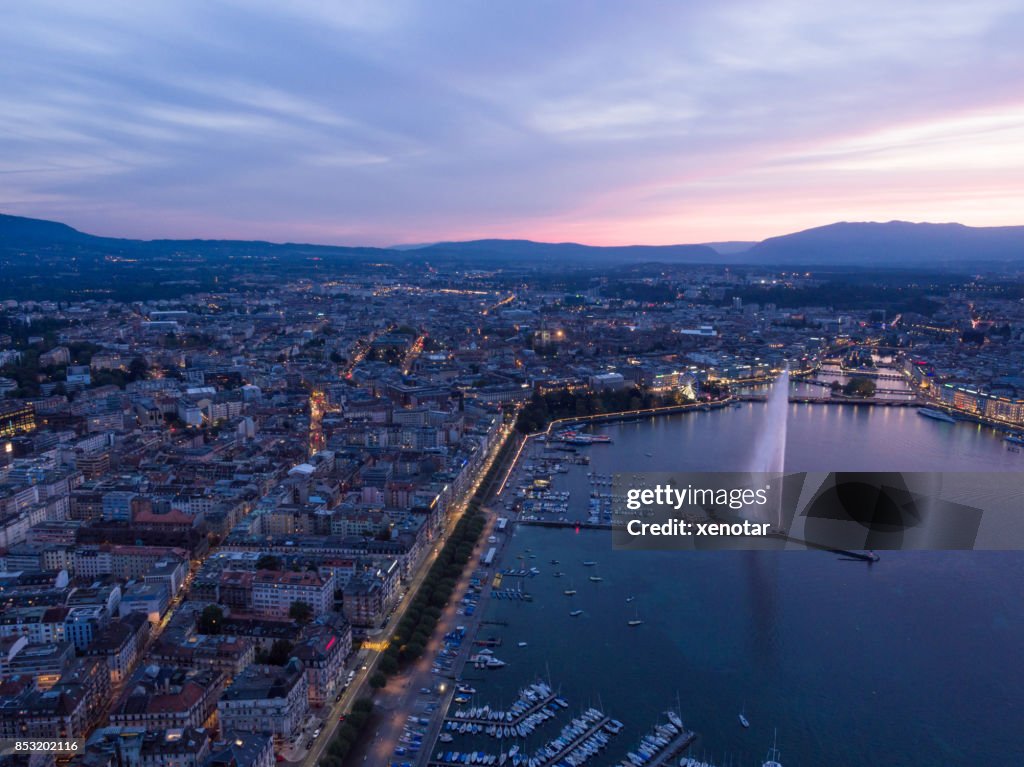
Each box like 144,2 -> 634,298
3,213 -> 1024,270
0,213 -> 401,302
0,213 -> 396,260
388,242 -> 439,251
747,221 -> 1024,265
702,241 -> 758,255
412,238 -> 720,264
0,213 -> 95,243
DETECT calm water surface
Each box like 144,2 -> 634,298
464,404 -> 1024,766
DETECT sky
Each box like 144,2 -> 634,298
2,0 -> 1023,247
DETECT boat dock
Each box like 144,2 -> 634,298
613,714 -> 696,767
828,548 -> 880,562
490,589 -> 533,600
541,714 -> 612,764
444,691 -> 557,727
769,532 -> 880,562
641,728 -> 697,766
518,519 -> 613,530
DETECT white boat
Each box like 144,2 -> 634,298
628,607 -> 643,627
762,729 -> 783,767
517,641 -> 528,647
917,407 -> 955,423
570,609 -> 584,617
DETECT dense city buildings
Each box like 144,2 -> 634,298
216,659 -> 308,745
1,258 -> 1023,764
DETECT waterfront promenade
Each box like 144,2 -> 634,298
298,424 -> 517,767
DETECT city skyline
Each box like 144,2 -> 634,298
2,5 -> 1023,766
3,1 -> 1023,247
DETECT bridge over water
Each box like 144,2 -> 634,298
738,393 -> 920,407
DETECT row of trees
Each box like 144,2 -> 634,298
830,378 -> 878,398
319,698 -> 375,767
515,385 -> 688,433
368,434 -> 518,689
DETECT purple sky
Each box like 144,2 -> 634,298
2,1 -> 1023,246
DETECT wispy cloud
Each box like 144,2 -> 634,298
1,0 -> 1022,245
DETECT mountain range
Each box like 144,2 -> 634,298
3,213 -> 1024,267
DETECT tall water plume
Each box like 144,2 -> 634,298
750,366 -> 790,529
751,366 -> 790,476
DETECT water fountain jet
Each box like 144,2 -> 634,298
749,365 -> 790,529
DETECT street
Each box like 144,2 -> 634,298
296,423 -> 516,767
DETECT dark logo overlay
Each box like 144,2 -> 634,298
611,472 -> 1020,551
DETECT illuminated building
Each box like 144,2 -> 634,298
251,568 -> 335,619
290,622 -> 352,706
939,383 -> 1024,425
0,401 -> 34,439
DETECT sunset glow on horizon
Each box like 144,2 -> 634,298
2,1 -> 1023,246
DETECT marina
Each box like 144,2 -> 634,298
614,711 -> 696,767
445,682 -> 560,730
432,688 -> 698,767
462,397 -> 1024,766
501,457 -> 624,530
